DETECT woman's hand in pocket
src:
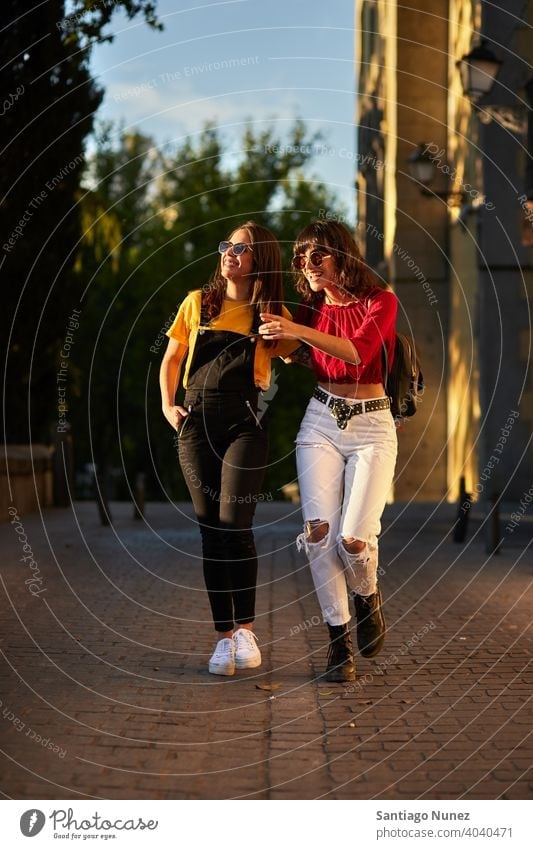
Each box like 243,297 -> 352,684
163,404 -> 189,431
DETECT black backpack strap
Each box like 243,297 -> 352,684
381,342 -> 390,387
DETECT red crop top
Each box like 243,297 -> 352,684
295,288 -> 398,384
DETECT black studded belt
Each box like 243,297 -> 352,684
312,387 -> 391,429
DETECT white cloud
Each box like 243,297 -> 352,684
102,76 -> 301,143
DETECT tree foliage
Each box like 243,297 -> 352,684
1,1 -> 161,443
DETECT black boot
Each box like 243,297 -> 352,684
323,623 -> 355,682
353,585 -> 386,658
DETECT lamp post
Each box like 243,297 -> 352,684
456,41 -> 502,102
407,143 -> 465,205
457,40 -> 528,135
407,143 -> 436,186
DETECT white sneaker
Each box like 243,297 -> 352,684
208,638 -> 235,676
233,628 -> 262,669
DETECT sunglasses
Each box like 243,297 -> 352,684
218,241 -> 253,256
291,251 -> 332,271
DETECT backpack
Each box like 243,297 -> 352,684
382,332 -> 424,420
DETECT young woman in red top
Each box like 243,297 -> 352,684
259,220 -> 398,682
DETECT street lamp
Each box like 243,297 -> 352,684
456,41 -> 502,102
407,143 -> 436,186
407,143 -> 464,204
457,40 -> 528,135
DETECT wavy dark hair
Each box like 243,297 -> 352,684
293,220 -> 373,304
203,221 -> 284,331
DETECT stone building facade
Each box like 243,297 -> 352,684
356,0 -> 532,504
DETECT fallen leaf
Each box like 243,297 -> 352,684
401,698 -> 413,704
255,682 -> 282,692
153,667 -> 160,671
357,699 -> 372,705
318,689 -> 335,697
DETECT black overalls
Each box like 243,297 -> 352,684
177,302 -> 269,632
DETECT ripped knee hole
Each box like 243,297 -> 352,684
305,519 -> 329,543
341,537 -> 366,554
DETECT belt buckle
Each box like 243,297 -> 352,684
329,398 -> 352,430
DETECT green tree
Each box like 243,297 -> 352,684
1,0 -> 161,444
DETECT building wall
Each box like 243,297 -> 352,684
357,0 -> 451,500
477,0 -> 533,501
394,1 -> 450,500
356,0 -> 389,270
357,0 -> 532,504
446,0 -> 481,499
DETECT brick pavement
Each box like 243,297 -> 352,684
0,499 -> 531,800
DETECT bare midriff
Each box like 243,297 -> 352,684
318,381 -> 386,400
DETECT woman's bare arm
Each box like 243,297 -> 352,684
160,337 -> 189,429
259,312 -> 360,365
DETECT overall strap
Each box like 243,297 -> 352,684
250,304 -> 261,334
199,291 -> 210,326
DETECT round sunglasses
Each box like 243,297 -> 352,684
291,250 -> 332,271
218,240 -> 253,256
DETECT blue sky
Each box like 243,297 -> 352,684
89,0 -> 357,221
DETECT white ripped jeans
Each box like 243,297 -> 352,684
295,393 -> 398,626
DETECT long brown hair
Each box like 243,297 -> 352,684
293,220 -> 373,304
203,221 -> 284,324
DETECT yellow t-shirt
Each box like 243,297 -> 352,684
166,290 -> 299,390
